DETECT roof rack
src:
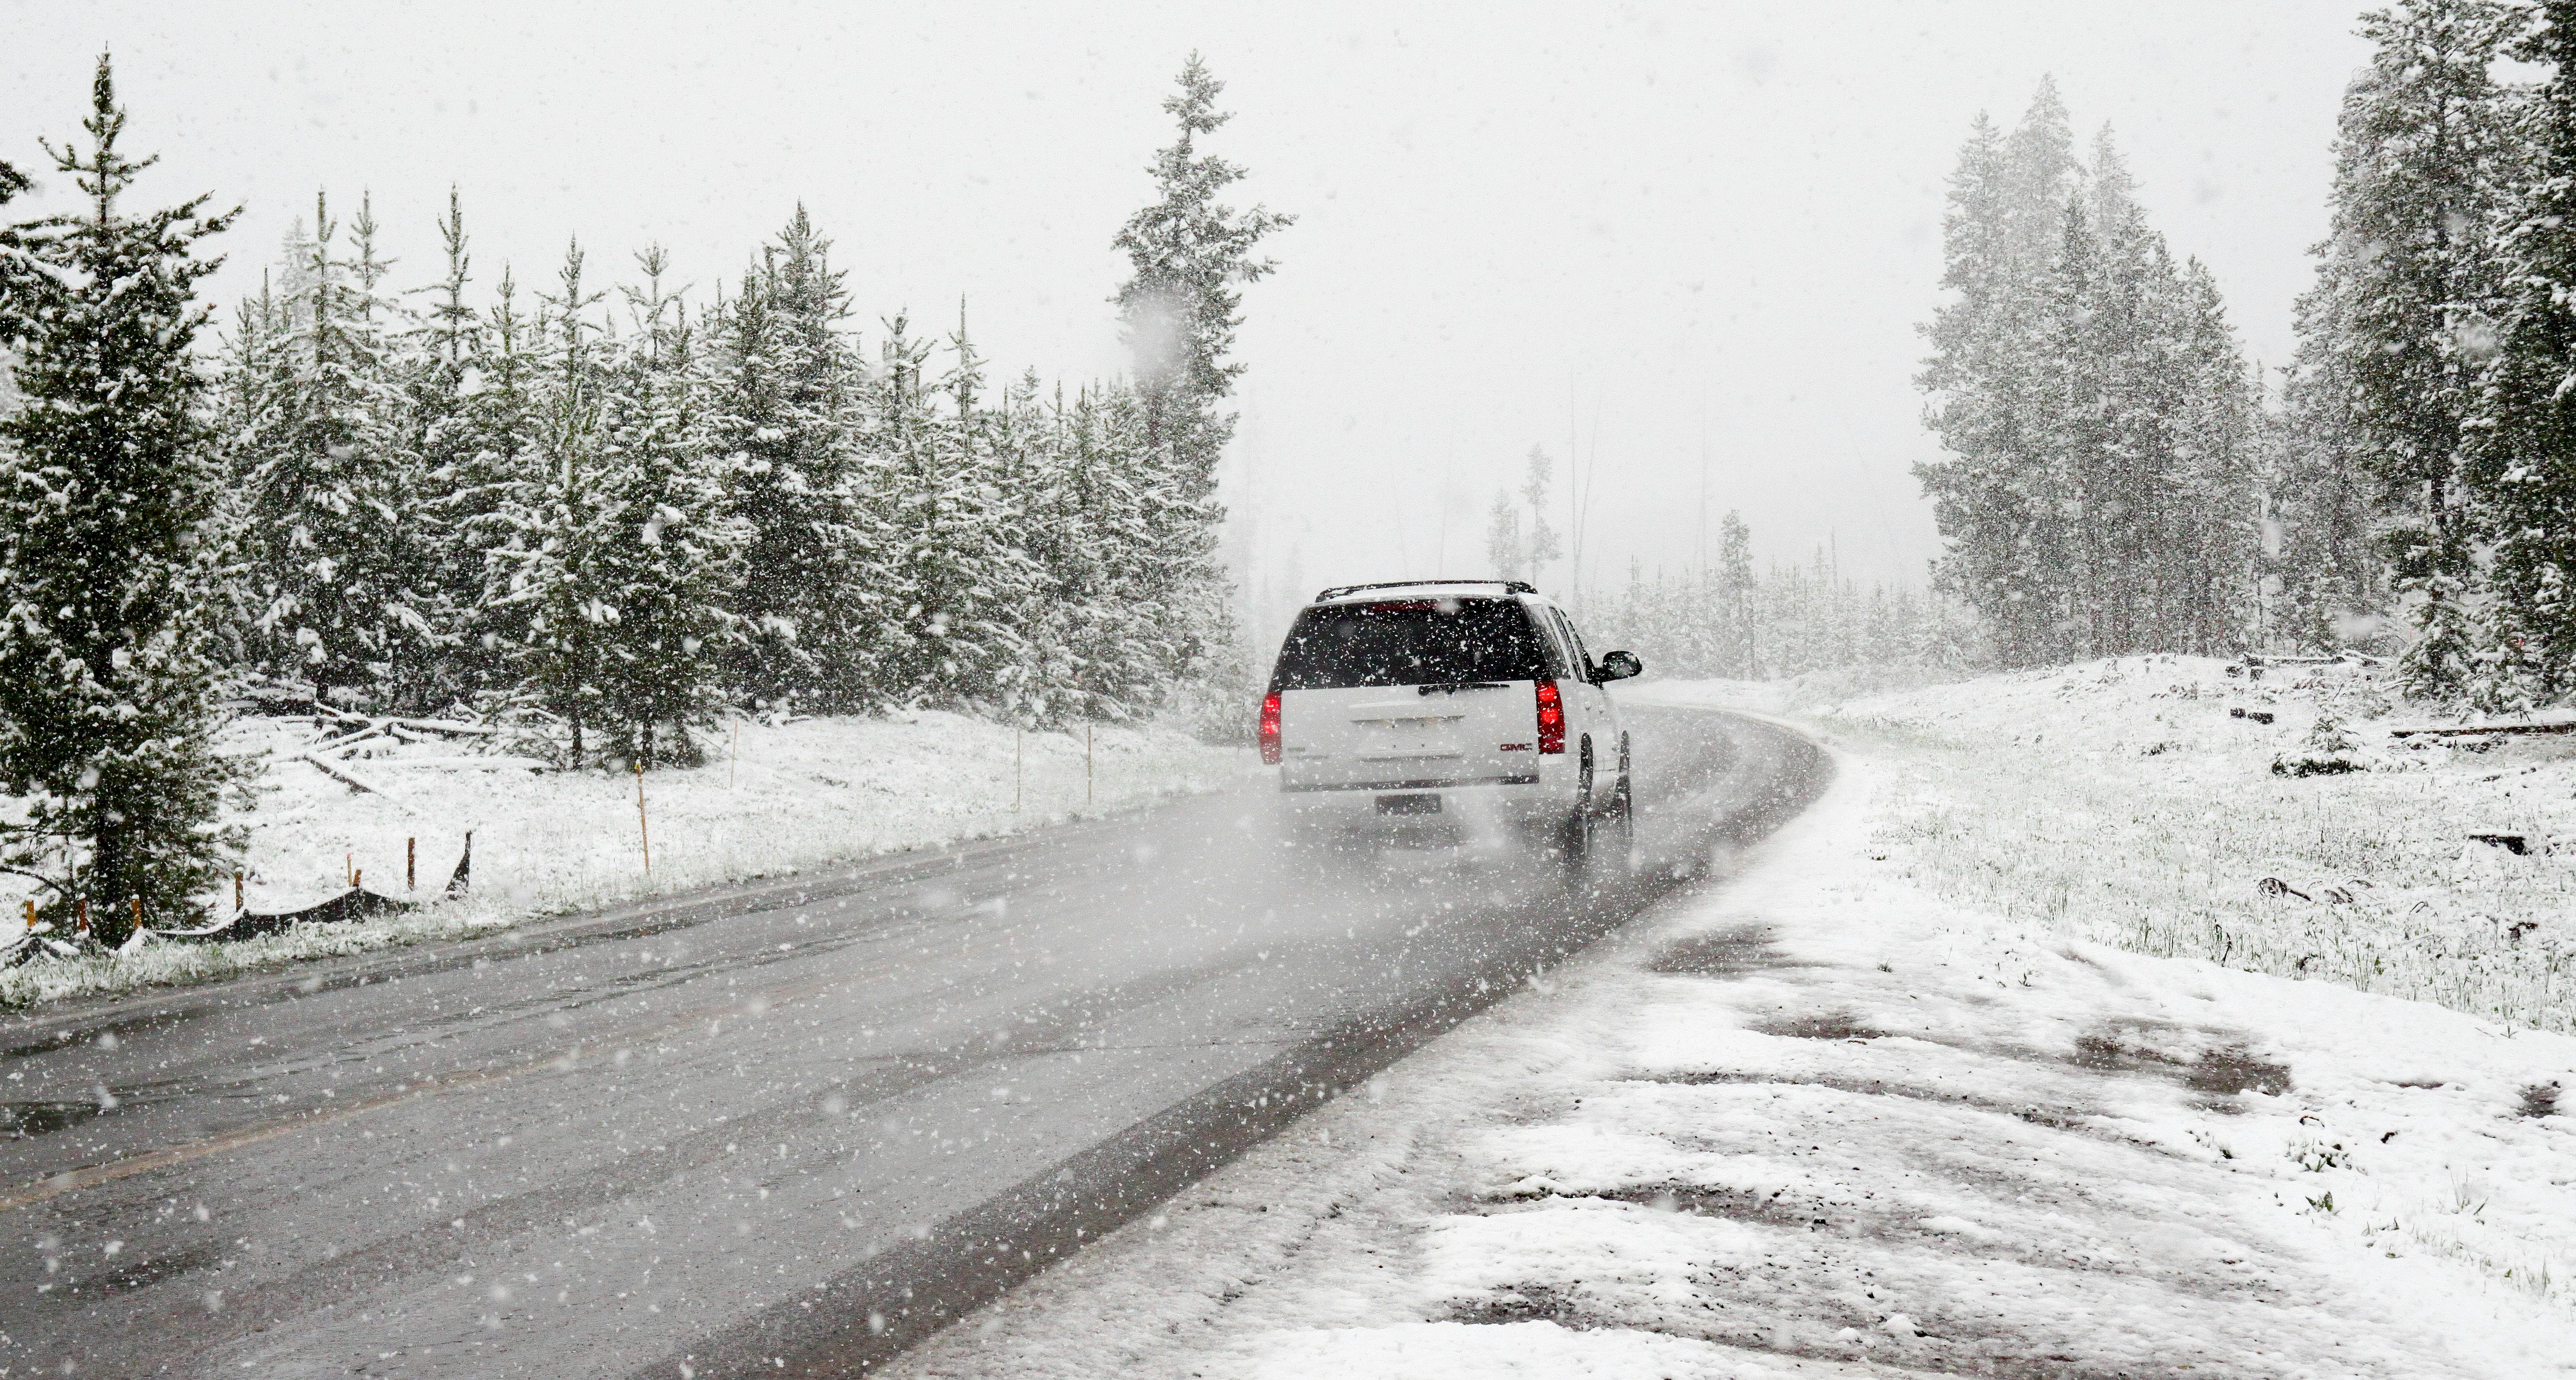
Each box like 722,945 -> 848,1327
1312,579 -> 1538,601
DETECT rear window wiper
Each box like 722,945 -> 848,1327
1419,681 -> 1509,695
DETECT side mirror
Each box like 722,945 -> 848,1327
1596,650 -> 1643,683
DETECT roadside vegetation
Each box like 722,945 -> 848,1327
0,54 -> 1285,948
1818,656 -> 2576,1034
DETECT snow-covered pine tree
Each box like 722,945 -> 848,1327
2077,130 -> 2176,654
1111,55 -> 1286,684
1123,361 -> 1234,694
2469,0 -> 2576,701
1716,511 -> 1757,678
491,241 -> 615,761
990,371 -> 1084,724
2028,192 -> 2103,660
2315,0 -> 2529,696
446,266 -> 544,692
1519,446 -> 1564,586
927,309 -> 1041,707
207,276 -> 287,673
2275,281 -> 2387,649
1916,86 -> 2081,666
239,191 -> 433,708
871,309 -> 1038,710
1112,54 -> 1292,506
0,56 -> 243,940
1028,380 -> 1173,722
706,208 -> 878,710
407,188 -> 493,703
1484,491 -> 1525,579
1478,447 -> 1563,586
2166,260 -> 2262,654
584,249 -> 743,765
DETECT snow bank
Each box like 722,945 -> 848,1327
888,735 -> 2576,1379
0,711 -> 1246,1009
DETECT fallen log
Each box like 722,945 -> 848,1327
393,717 -> 498,737
310,723 -> 387,755
295,753 -> 395,797
2388,720 -> 2576,739
371,755 -> 549,771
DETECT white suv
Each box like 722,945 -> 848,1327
1259,580 -> 1643,871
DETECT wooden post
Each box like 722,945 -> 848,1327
407,837 -> 416,891
635,761 -> 652,876
234,871 -> 243,913
75,898 -> 87,938
345,852 -> 352,887
353,868 -> 362,890
131,896 -> 143,935
21,899 -> 33,933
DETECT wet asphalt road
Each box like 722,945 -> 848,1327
0,704 -> 1824,1378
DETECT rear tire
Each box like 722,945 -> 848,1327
1556,737 -> 1599,890
1602,765 -> 1635,879
1558,794 -> 1596,889
1561,740 -> 1634,897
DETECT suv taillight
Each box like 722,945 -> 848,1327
1535,679 -> 1565,754
1259,692 -> 1283,765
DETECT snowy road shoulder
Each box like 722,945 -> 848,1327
888,740 -> 2576,1379
1,711 -> 1248,1011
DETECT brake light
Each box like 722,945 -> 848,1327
1259,692 -> 1283,765
1534,679 -> 1565,754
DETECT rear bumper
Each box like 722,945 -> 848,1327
1272,764 -> 1574,840
1280,771 -> 1540,793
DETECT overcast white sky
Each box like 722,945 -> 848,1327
6,1 -> 2377,638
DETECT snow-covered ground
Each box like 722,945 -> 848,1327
887,674 -> 2576,1378
0,711 -> 1246,1008
1708,656 -> 2576,1037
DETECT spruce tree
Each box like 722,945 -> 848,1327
408,189 -> 490,703
1916,88 -> 2081,666
2316,0 -> 2528,695
238,192 -> 431,707
492,241 -> 613,760
1716,511 -> 1756,677
0,56 -> 242,941
1112,54 -> 1292,504
1519,447 -> 1564,585
2168,261 -> 2262,654
901,309 -> 1040,709
587,249 -> 742,764
1027,381 -> 1171,721
1484,490 -> 1525,579
450,267 -> 543,691
2470,0 -> 2576,699
1111,56 -> 1289,685
707,208 -> 879,710
2276,285 -> 2387,648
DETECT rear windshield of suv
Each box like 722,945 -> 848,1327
1269,598 -> 1553,691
